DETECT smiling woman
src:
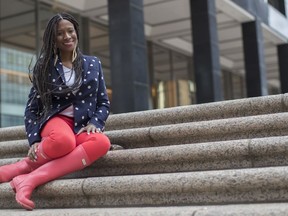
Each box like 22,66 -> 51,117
56,19 -> 78,67
0,12 -> 111,211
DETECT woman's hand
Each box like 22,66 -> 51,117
77,123 -> 102,135
27,142 -> 40,162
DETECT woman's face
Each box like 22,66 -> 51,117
56,19 -> 78,55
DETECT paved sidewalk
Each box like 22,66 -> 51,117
1,203 -> 288,216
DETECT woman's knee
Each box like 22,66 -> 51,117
42,130 -> 76,158
89,134 -> 111,154
97,134 -> 111,153
81,134 -> 111,161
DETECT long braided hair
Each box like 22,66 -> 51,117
29,12 -> 83,119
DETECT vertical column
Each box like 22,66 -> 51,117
277,43 -> 288,93
108,0 -> 150,113
79,17 -> 90,55
35,0 -> 41,57
147,41 -> 157,109
0,0 -> 2,127
242,20 -> 268,97
190,0 -> 223,103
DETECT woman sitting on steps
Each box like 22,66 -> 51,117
0,12 -> 111,211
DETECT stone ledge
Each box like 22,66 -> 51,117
0,140 -> 29,158
1,166 -> 288,208
72,135 -> 288,177
106,94 -> 287,130
2,136 -> 288,176
106,112 -> 288,148
0,126 -> 26,142
3,112 -> 288,151
1,203 -> 288,216
1,94 -> 288,142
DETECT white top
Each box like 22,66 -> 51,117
59,65 -> 75,117
62,65 -> 75,87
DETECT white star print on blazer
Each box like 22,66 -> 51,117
24,55 -> 110,146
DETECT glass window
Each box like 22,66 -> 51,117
150,44 -> 195,108
268,0 -> 286,15
0,46 -> 34,127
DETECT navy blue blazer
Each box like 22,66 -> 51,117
24,55 -> 110,146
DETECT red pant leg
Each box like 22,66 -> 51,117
40,115 -> 76,159
75,132 -> 111,162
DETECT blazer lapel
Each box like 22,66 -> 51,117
54,58 -> 65,83
82,56 -> 88,78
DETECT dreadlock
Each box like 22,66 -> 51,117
29,12 -> 83,119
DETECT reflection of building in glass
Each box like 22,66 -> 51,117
1,0 -> 288,127
0,47 -> 34,127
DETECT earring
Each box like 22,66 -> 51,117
54,47 -> 58,66
72,42 -> 77,62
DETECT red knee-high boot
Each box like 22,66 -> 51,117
0,144 -> 51,183
10,145 -> 93,210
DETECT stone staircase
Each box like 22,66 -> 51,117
1,94 -> 288,215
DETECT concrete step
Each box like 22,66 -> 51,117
0,140 -> 29,159
0,126 -> 26,142
106,112 -> 288,148
1,136 -> 288,177
1,94 -> 288,142
1,203 -> 288,216
69,135 -> 288,178
1,166 -> 288,209
106,94 -> 288,130
1,112 -> 288,151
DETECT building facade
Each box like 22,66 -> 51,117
0,0 -> 288,127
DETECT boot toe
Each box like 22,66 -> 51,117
15,196 -> 35,211
9,181 -> 16,193
15,192 -> 35,210
10,177 -> 35,210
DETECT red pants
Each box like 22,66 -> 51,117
40,115 -> 111,162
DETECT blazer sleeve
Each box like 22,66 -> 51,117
88,59 -> 110,131
24,86 -> 43,146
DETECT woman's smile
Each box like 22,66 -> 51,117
56,19 -> 78,55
